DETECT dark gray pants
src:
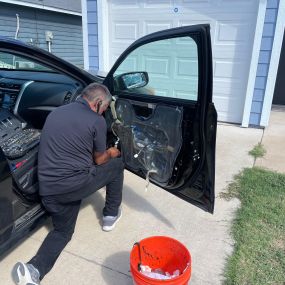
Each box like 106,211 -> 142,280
29,158 -> 124,279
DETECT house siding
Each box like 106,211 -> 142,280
0,2 -> 83,67
249,0 -> 279,126
86,0 -> 99,72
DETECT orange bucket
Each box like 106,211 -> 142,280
130,236 -> 191,285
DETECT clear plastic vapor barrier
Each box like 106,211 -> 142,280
113,99 -> 183,185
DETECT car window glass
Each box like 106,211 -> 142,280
113,36 -> 198,101
0,52 -> 54,72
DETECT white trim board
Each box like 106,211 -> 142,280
242,0 -> 267,127
260,0 -> 285,127
81,0 -> 89,70
0,0 -> 82,16
97,0 -> 109,73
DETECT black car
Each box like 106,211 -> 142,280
0,24 -> 217,256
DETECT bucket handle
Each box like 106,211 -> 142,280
133,242 -> 142,271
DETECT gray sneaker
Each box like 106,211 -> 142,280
12,262 -> 40,285
102,208 -> 122,232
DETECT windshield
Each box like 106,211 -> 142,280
0,52 -> 54,72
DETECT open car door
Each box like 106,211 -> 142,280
103,24 -> 217,213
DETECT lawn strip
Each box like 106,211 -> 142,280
223,167 -> 285,285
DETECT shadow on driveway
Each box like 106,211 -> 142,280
101,251 -> 133,285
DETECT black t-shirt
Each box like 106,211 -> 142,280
38,97 -> 107,196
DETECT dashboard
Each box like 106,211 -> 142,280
0,70 -> 83,128
0,80 -> 23,111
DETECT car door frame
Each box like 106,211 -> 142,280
103,24 -> 216,213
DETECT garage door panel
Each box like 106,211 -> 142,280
112,22 -> 139,42
110,0 -> 140,9
182,0 -> 210,3
214,96 -> 244,122
108,0 -> 259,123
213,46 -> 252,59
215,22 -> 252,44
113,54 -> 138,73
179,18 -> 256,45
214,78 -> 245,93
144,0 -> 172,8
179,19 -> 212,25
111,49 -> 130,64
144,22 -> 173,34
214,96 -> 242,111
176,5 -> 256,14
214,97 -> 243,123
176,59 -> 198,78
178,0 -> 214,10
178,13 -> 257,22
214,60 -> 246,79
178,0 -> 257,13
218,0 -> 258,10
144,56 -> 170,78
213,79 -> 246,118
217,112 -> 241,124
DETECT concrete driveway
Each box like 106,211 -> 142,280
0,124 -> 263,285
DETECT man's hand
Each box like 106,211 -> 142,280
94,147 -> 120,165
107,147 -> 121,158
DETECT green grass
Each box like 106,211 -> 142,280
249,143 -> 267,159
223,167 -> 285,285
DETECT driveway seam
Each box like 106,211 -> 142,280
30,236 -> 132,279
63,249 -> 133,279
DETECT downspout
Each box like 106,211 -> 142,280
48,41 -> 52,53
13,14 -> 20,68
15,14 -> 20,39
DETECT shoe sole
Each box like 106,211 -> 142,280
11,262 -> 39,285
102,210 -> 122,232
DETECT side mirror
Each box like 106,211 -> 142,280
114,72 -> 149,90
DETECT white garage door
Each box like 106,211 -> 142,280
106,0 -> 259,123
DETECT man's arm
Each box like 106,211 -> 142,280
94,147 -> 120,165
